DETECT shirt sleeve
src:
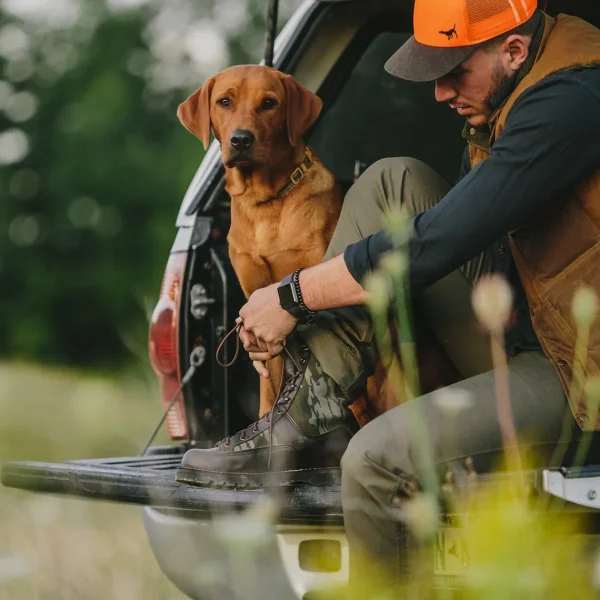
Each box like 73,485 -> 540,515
344,229 -> 393,282
343,69 -> 600,288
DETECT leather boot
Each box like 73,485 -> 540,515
176,332 -> 359,489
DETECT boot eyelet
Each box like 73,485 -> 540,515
276,408 -> 283,415
252,426 -> 259,433
300,358 -> 307,365
239,433 -> 246,441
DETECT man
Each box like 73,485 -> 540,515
179,0 -> 600,593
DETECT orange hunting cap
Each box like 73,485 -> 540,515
386,0 -> 538,82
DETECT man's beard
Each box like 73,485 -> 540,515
478,61 -> 511,126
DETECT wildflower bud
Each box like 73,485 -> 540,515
384,208 -> 410,246
380,251 -> 407,280
365,272 -> 390,317
432,388 -> 474,417
398,493 -> 439,541
572,286 -> 599,329
471,275 -> 513,333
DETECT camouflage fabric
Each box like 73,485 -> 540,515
297,306 -> 378,401
288,355 -> 347,436
233,353 -> 351,450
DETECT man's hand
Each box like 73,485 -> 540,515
237,258 -> 367,378
240,338 -> 278,379
238,282 -> 298,358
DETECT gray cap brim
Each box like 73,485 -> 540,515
385,35 -> 478,82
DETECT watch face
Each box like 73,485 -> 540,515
278,283 -> 298,310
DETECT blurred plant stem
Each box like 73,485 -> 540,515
550,286 -> 599,470
490,332 -> 522,473
472,275 -> 522,475
367,210 -> 439,500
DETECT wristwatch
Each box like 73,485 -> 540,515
277,273 -> 304,318
278,269 -> 318,320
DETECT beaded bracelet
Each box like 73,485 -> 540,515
292,268 -> 317,316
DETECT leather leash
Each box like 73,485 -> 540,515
216,323 -> 242,367
216,322 -> 299,371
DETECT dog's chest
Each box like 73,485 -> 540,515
228,201 -> 324,262
229,212 -> 311,255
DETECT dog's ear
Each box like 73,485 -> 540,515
282,75 -> 323,147
177,77 -> 215,150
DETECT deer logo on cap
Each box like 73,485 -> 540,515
439,24 -> 458,40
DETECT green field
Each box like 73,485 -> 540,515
0,362 -> 187,599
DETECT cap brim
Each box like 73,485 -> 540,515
385,36 -> 478,82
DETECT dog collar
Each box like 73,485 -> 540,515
275,148 -> 314,198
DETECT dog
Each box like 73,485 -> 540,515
177,65 -> 344,417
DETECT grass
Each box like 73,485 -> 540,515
0,361 -> 188,599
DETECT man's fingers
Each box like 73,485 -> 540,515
239,326 -> 258,348
238,326 -> 250,347
244,343 -> 264,353
267,341 -> 284,356
252,360 -> 270,378
249,351 -> 275,362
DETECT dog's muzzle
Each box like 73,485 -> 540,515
230,129 -> 255,150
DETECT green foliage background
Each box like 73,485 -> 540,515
0,0 -> 301,370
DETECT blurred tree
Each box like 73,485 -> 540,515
0,0 -> 301,369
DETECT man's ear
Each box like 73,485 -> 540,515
504,35 -> 531,72
177,77 -> 215,150
282,75 -> 323,147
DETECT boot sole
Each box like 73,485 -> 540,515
175,465 -> 341,490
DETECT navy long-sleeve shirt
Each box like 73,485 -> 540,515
344,64 -> 600,355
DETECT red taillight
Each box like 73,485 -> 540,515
149,252 -> 189,440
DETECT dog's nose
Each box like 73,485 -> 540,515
230,129 -> 255,150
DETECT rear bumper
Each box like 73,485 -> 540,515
142,507 -> 348,600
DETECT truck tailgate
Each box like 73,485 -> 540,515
1,450 -> 344,525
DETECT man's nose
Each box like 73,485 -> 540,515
230,129 -> 255,150
434,78 -> 457,104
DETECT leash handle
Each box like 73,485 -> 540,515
216,323 -> 242,367
216,322 -> 299,370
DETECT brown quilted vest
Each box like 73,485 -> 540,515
469,14 -> 600,430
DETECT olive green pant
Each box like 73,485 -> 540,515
296,158 -> 580,598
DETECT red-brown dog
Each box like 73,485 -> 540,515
177,65 -> 343,416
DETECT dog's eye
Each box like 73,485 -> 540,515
261,98 -> 277,110
217,98 -> 230,107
